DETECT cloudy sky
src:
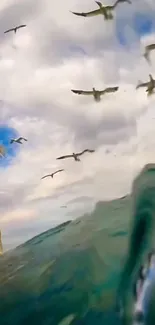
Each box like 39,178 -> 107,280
1,0 -> 155,250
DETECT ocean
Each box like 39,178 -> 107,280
0,163 -> 155,325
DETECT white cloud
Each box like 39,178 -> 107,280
1,0 -> 155,250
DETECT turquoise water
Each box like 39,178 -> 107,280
0,164 -> 155,324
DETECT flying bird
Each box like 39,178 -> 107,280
41,169 -> 64,180
4,24 -> 26,34
136,74 -> 155,96
56,149 -> 95,162
143,44 -> 155,64
10,137 -> 27,144
71,86 -> 118,102
71,0 -> 131,20
61,205 -> 67,208
71,2 -> 111,20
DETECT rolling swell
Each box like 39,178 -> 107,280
117,164 -> 155,325
1,165 -> 155,324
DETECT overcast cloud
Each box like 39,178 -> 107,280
1,0 -> 155,250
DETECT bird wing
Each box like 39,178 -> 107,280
71,8 -> 101,17
41,175 -> 51,180
10,139 -> 14,144
113,1 -> 119,8
145,45 -> 152,52
149,74 -> 155,84
4,28 -> 15,33
77,149 -> 95,156
56,155 -> 73,160
18,137 -> 27,141
148,44 -> 155,51
71,89 -> 93,95
136,81 -> 148,89
149,74 -> 153,81
54,169 -> 64,175
114,0 -> 132,5
100,86 -> 119,94
17,24 -> 27,29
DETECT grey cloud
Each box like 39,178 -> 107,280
21,0 -> 155,67
29,175 -> 94,206
0,183 -> 34,213
3,100 -> 137,149
71,112 -> 137,148
10,2 -> 117,66
0,0 -> 154,69
45,104 -> 137,149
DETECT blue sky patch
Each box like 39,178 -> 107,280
116,13 -> 153,47
133,13 -> 153,36
0,125 -> 19,168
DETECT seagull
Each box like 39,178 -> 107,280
4,24 -> 26,34
10,137 -> 27,144
71,86 -> 119,102
136,74 -> 155,96
71,0 -> 131,20
143,44 -> 155,64
56,149 -> 95,162
41,169 -> 64,180
71,2 -> 111,20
